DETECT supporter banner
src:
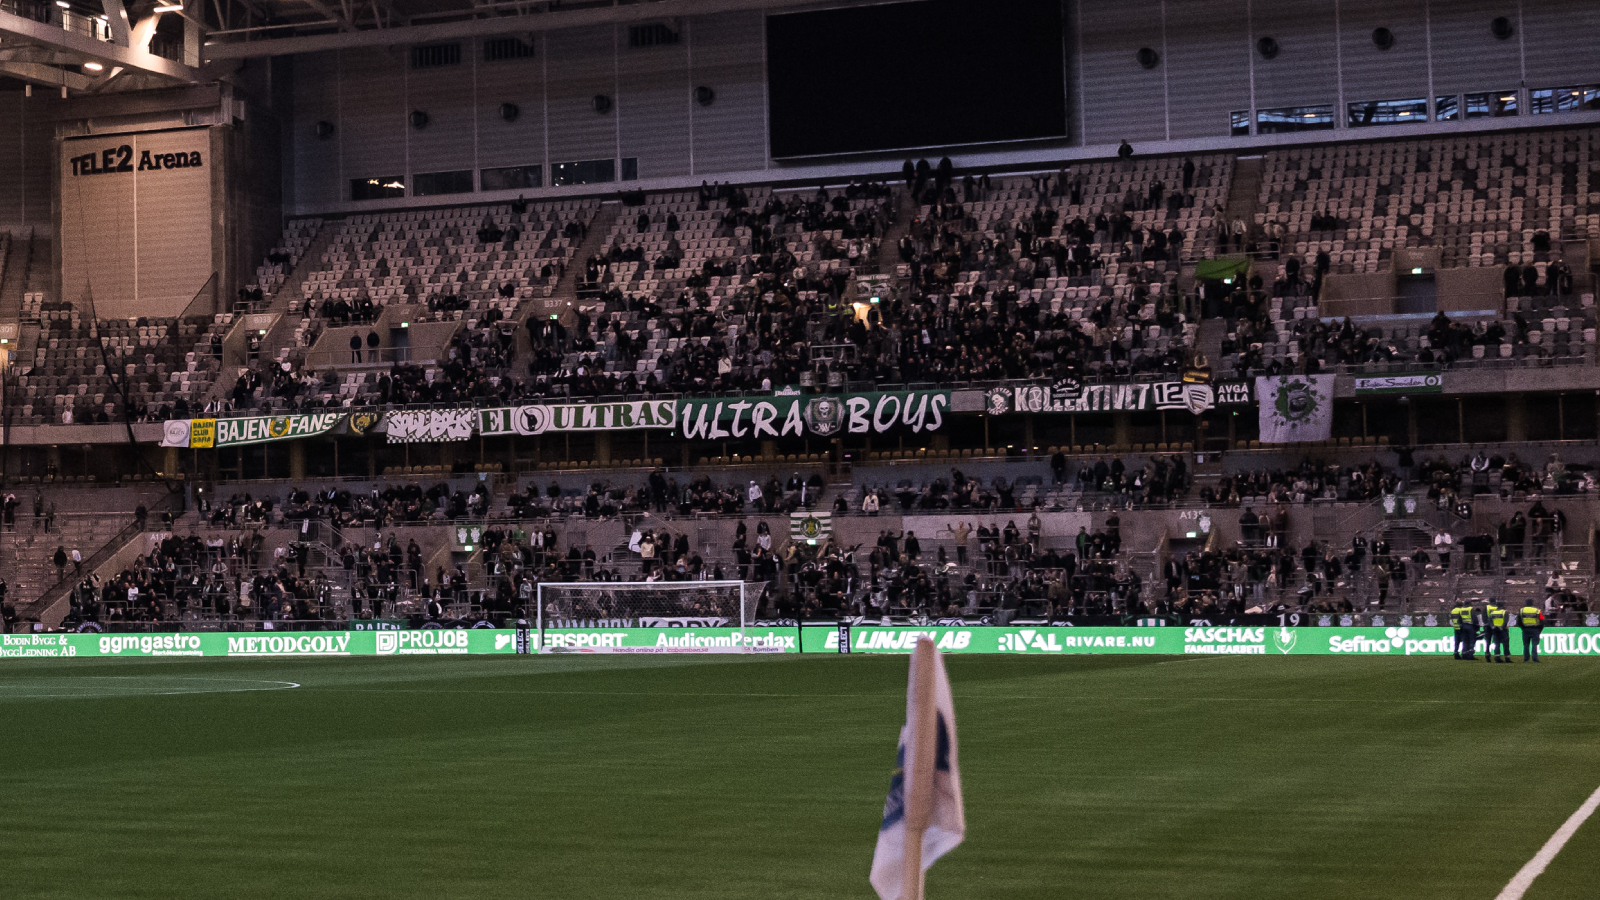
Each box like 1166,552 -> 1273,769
791,512 -> 833,543
0,629 -> 520,658
983,379 -> 1253,416
1353,373 -> 1443,395
161,420 -> 193,448
215,412 -> 346,447
385,409 -> 475,443
1257,375 -> 1336,444
479,400 -> 678,436
160,418 -> 219,449
160,413 -> 345,448
677,391 -> 949,440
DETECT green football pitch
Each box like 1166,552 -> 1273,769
2,654 -> 1597,900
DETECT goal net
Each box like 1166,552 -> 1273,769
537,580 -> 755,633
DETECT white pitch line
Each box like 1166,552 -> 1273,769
1494,782 -> 1600,900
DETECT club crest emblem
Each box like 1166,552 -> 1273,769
804,397 -> 844,436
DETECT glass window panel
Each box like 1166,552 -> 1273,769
1256,105 -> 1335,134
481,165 -> 543,191
412,170 -> 474,196
551,159 -> 616,187
351,176 -> 406,200
1348,98 -> 1428,127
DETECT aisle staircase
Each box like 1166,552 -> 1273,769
254,222 -> 338,357
538,203 -> 618,316
876,188 -> 916,284
0,231 -> 23,319
7,511 -> 142,623
1223,156 -> 1263,239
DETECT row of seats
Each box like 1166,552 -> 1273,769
1257,131 -> 1598,273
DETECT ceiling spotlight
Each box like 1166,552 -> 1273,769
83,61 -> 104,71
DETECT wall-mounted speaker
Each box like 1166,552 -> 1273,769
1136,47 -> 1160,69
409,110 -> 429,129
593,94 -> 613,114
1256,36 -> 1280,60
500,102 -> 520,122
1372,27 -> 1395,50
313,120 -> 334,139
695,86 -> 715,106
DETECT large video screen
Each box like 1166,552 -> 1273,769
766,0 -> 1067,158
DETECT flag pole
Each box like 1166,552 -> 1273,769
901,637 -> 938,900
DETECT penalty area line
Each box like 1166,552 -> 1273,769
1494,782 -> 1600,900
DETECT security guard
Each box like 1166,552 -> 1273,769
1464,603 -> 1486,661
1485,602 -> 1510,663
1520,605 -> 1545,662
1450,602 -> 1468,659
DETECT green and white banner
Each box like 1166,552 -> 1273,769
159,412 -> 346,448
216,412 -> 348,447
479,400 -> 678,436
802,625 -> 1600,656
0,629 -> 521,658
7,626 -> 1597,659
791,512 -> 833,543
1257,375 -> 1336,443
1353,373 -> 1443,395
677,390 -> 950,440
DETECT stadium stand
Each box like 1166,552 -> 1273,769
7,117 -> 1600,633
14,297 -> 231,425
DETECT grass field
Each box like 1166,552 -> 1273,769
2,654 -> 1597,900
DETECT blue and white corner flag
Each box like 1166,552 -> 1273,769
870,638 -> 964,900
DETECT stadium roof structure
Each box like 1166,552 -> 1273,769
0,0 -> 200,95
0,0 -> 875,88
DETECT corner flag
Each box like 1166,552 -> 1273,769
870,638 -> 964,900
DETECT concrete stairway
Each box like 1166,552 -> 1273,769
1195,317 -> 1227,367
1222,156 -> 1264,243
875,187 -> 916,280
533,202 -> 619,318
0,231 -> 24,319
255,221 -> 339,354
23,234 -> 49,299
1,512 -> 133,613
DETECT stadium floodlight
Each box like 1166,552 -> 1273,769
536,581 -> 755,651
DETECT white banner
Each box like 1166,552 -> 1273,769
160,420 -> 192,448
385,409 -> 475,443
1256,375 -> 1336,443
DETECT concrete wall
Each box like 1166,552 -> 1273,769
0,92 -> 59,230
280,0 -> 1600,215
214,111 -> 284,319
1436,266 -> 1506,313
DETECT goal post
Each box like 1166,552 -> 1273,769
536,581 -> 756,651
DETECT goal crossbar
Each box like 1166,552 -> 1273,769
536,580 -> 752,637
